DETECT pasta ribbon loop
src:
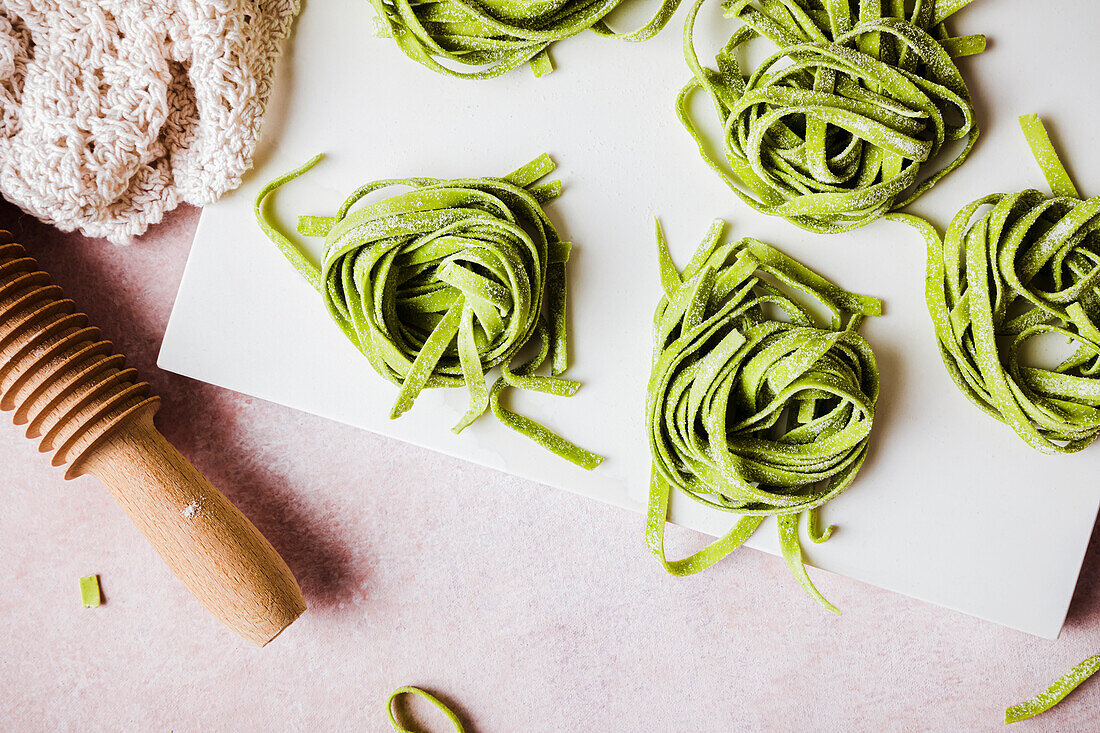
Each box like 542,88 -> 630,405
388,686 -> 465,732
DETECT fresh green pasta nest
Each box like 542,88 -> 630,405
680,0 -> 985,233
646,219 -> 880,612
923,192 -> 1100,452
369,0 -> 683,79
299,167 -> 560,394
255,154 -> 602,470
898,115 -> 1100,454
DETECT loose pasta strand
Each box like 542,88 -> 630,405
388,686 -> 465,732
1004,653 -> 1100,724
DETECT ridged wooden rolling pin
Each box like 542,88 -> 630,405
0,231 -> 306,646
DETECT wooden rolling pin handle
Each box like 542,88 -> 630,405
0,235 -> 305,646
80,411 -> 306,646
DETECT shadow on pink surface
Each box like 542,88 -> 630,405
0,199 -> 359,612
1064,513 -> 1100,631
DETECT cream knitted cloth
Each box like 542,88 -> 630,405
0,0 -> 299,243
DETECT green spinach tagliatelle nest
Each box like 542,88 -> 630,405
646,219 -> 880,612
896,115 -> 1100,454
255,153 -> 602,470
681,0 -> 987,233
369,0 -> 684,79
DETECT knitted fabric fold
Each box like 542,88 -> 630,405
0,0 -> 300,243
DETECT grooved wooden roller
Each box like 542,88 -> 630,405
0,231 -> 306,646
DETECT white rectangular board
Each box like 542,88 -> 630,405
159,0 -> 1100,638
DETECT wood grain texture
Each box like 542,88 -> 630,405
0,233 -> 305,646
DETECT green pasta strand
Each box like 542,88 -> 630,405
679,0 -> 984,233
1004,653 -> 1100,724
388,686 -> 464,732
369,0 -> 684,79
646,219 -> 880,612
893,114 -> 1100,453
255,154 -> 602,470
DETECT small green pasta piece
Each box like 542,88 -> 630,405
388,686 -> 464,732
893,114 -> 1100,453
647,219 -> 880,612
1004,653 -> 1100,724
79,575 -> 101,608
679,0 -> 985,233
255,154 -> 602,470
368,0 -> 684,79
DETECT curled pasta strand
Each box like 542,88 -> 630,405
255,154 -> 602,470
646,218 -> 880,611
679,0 -> 984,233
893,114 -> 1100,453
369,0 -> 685,79
388,686 -> 465,732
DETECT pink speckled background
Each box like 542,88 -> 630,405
0,202 -> 1097,731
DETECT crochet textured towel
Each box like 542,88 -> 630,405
0,0 -> 299,243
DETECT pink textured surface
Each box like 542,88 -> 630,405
0,202 -> 1097,731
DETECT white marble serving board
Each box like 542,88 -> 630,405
159,0 -> 1100,638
